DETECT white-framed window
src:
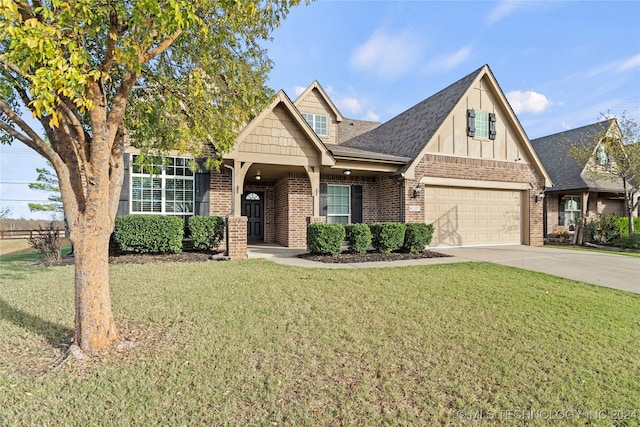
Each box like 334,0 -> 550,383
475,111 -> 488,138
327,184 -> 350,224
467,109 -> 496,140
559,195 -> 581,226
302,113 -> 328,136
130,155 -> 194,214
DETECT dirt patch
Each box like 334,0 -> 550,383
298,250 -> 450,263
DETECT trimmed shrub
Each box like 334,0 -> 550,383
370,222 -> 406,254
612,233 -> 640,250
403,223 -> 434,253
345,223 -> 372,254
307,223 -> 345,255
586,214 -> 621,244
189,216 -> 225,251
113,215 -> 184,254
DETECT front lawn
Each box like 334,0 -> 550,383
1,259 -> 638,425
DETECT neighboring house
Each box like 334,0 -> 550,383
118,64 -> 551,258
531,120 -> 638,237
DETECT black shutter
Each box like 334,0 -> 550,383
194,159 -> 210,216
489,113 -> 497,140
351,185 -> 362,224
116,153 -> 130,216
320,183 -> 328,217
467,109 -> 476,137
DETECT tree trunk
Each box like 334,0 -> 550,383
73,217 -> 118,354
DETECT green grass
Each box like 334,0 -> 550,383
1,259 -> 639,425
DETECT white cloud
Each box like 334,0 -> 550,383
615,53 -> 640,72
350,28 -> 426,80
507,90 -> 552,114
336,97 -> 362,116
586,53 -> 640,77
293,86 -> 306,96
424,46 -> 472,73
364,110 -> 380,122
486,1 -> 536,26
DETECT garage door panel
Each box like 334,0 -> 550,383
425,186 -> 522,247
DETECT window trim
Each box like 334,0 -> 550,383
302,113 -> 328,136
130,155 -> 195,215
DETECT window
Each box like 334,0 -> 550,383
302,113 -> 328,136
596,145 -> 609,166
131,155 -> 194,214
559,195 -> 581,226
327,185 -> 350,224
467,109 -> 496,140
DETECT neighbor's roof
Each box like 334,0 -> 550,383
340,65 -> 485,159
530,120 -> 623,192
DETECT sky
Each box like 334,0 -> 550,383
1,0 -> 639,219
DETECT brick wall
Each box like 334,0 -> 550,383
226,216 -> 247,259
210,169 -> 232,216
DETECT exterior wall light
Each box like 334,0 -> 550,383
413,184 -> 422,198
535,191 -> 545,203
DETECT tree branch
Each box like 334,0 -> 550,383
0,101 -> 50,156
101,11 -> 119,74
142,30 -> 182,63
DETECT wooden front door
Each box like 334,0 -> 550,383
242,192 -> 264,242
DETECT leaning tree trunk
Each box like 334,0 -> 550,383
73,214 -> 119,353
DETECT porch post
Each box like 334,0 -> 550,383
232,160 -> 252,217
304,165 -> 320,217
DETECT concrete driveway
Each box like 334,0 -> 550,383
438,245 -> 640,294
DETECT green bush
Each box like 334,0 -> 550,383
370,222 -> 406,254
113,215 -> 184,254
345,223 -> 372,254
307,223 -> 345,255
403,223 -> 434,254
189,216 -> 225,250
586,214 -> 621,244
616,216 -> 640,236
612,233 -> 640,250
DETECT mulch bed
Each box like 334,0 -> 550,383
298,250 -> 450,263
47,249 -> 450,266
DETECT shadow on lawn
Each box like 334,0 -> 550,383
0,298 -> 73,347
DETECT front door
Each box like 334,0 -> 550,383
242,192 -> 264,241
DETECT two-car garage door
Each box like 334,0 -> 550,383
424,186 -> 523,247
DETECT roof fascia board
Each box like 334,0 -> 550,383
293,80 -> 344,122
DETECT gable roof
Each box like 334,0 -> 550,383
530,119 -> 623,192
231,90 -> 335,166
341,66 -> 484,159
294,80 -> 344,122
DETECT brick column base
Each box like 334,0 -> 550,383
226,216 -> 247,260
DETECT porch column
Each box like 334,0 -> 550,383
226,216 -> 248,259
232,160 -> 252,217
304,165 -> 320,217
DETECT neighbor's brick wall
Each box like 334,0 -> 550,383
412,154 -> 546,246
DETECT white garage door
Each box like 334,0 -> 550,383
424,186 -> 523,247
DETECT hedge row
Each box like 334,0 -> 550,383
307,222 -> 434,255
112,215 -> 225,254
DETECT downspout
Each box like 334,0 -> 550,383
393,172 -> 405,223
223,163 -> 235,257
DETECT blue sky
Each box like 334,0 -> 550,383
1,0 -> 639,219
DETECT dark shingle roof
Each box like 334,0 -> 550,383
530,120 -> 623,192
340,65 -> 484,159
337,119 -> 381,143
324,143 -> 411,163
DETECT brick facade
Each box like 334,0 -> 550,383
226,216 -> 247,259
